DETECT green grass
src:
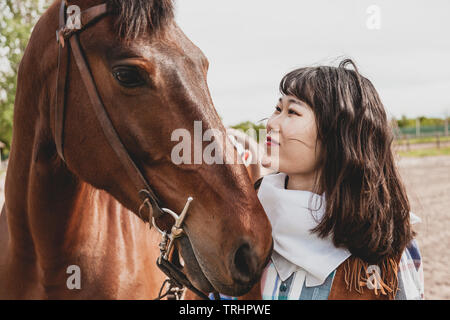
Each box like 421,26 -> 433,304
395,135 -> 450,145
397,146 -> 450,157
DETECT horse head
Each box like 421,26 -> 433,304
25,0 -> 272,297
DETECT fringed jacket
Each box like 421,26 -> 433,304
259,238 -> 424,300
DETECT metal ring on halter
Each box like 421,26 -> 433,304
152,196 -> 194,236
152,208 -> 181,235
138,197 -> 152,221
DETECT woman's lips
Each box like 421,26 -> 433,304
266,136 -> 280,146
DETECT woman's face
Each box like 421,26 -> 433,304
262,95 -> 321,175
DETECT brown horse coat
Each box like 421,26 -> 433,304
0,0 -> 273,299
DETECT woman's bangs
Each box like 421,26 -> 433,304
279,68 -> 315,109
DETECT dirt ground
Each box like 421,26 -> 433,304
0,156 -> 449,299
396,155 -> 450,300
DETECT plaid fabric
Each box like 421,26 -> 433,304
260,261 -> 335,300
208,293 -> 238,300
395,238 -> 425,300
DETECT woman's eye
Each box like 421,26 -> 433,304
112,66 -> 146,88
275,106 -> 282,112
288,109 -> 299,115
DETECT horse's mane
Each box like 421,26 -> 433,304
107,0 -> 175,39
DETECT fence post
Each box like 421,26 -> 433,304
436,133 -> 440,149
406,134 -> 410,152
445,117 -> 449,137
416,118 -> 421,137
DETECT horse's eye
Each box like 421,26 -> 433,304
112,66 -> 145,88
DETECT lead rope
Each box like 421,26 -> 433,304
155,279 -> 184,300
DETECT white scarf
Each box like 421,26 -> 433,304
257,172 -> 350,286
257,172 -> 422,287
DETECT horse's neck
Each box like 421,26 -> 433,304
5,143 -> 103,263
1,11 -> 163,296
3,141 -> 163,298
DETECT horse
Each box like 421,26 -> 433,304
0,0 -> 273,299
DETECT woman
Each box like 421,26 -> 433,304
253,59 -> 424,300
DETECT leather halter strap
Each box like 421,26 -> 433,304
54,0 -> 163,222
54,1 -> 219,300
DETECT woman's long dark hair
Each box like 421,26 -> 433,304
280,59 -> 413,265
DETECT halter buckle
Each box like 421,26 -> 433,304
56,29 -> 65,47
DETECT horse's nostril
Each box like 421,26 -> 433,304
232,242 -> 257,284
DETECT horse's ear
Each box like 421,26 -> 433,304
254,177 -> 263,192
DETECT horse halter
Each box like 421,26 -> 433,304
54,1 -> 215,300
54,0 -> 162,223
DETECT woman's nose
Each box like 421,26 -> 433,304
266,118 -> 281,135
266,118 -> 274,132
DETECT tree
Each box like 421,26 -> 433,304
230,121 -> 266,142
0,0 -> 47,155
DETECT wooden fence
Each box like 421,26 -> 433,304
395,133 -> 450,152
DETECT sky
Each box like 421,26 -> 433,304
175,0 -> 450,126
